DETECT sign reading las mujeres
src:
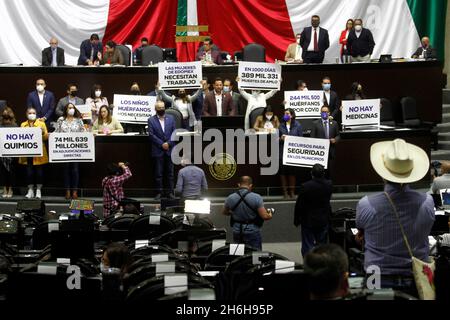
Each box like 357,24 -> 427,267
0,127 -> 42,157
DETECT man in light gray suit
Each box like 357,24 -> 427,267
224,78 -> 246,116
55,83 -> 85,119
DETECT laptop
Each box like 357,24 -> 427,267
379,54 -> 392,63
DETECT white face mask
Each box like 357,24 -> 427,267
68,109 -> 75,116
27,113 -> 36,121
355,25 -> 362,32
36,85 -> 44,93
95,90 -> 102,98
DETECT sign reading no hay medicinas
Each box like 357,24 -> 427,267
284,91 -> 324,119
238,61 -> 281,90
113,94 -> 156,124
342,99 -> 381,127
48,132 -> 95,163
283,135 -> 330,169
158,61 -> 202,90
0,127 -> 43,157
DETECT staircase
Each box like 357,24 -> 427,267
433,88 -> 450,161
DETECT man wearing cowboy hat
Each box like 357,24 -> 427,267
355,139 -> 435,296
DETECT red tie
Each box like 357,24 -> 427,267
314,28 -> 319,52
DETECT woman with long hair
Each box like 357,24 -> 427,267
0,106 -> 18,198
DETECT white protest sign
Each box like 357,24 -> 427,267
238,61 -> 281,90
342,99 -> 380,127
113,94 -> 156,124
74,104 -> 92,120
48,132 -> 95,163
283,136 -> 330,169
284,91 -> 324,119
0,127 -> 42,157
159,61 -> 202,90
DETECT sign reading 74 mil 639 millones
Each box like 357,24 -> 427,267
48,132 -> 95,163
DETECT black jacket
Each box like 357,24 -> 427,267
323,90 -> 341,120
294,177 -> 333,228
347,28 -> 375,57
412,46 -> 437,60
41,47 -> 65,66
300,26 -> 330,55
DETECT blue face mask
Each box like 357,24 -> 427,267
283,114 -> 291,122
223,86 -> 230,93
321,112 -> 329,120
322,83 -> 331,91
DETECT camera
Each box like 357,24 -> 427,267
268,208 -> 275,215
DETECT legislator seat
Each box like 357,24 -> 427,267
380,98 -> 396,126
116,45 -> 131,66
141,45 -> 164,65
165,108 -> 183,129
249,107 -> 264,129
242,43 -> 266,62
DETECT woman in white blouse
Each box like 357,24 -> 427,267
85,84 -> 108,124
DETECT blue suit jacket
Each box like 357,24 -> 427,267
26,90 -> 56,123
148,115 -> 176,157
77,39 -> 103,65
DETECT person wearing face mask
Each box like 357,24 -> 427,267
26,78 -> 56,130
345,82 -> 367,101
253,105 -> 280,133
223,79 -> 246,116
300,15 -> 330,64
202,77 -> 236,117
156,81 -> 201,130
279,108 -> 303,199
311,106 -> 340,177
55,83 -> 84,120
55,103 -> 85,200
0,106 -> 18,198
236,77 -> 280,131
339,19 -> 354,63
321,77 -> 341,124
92,105 -> 124,135
85,84 -> 108,124
41,37 -> 65,67
18,108 -> 49,199
412,36 -> 437,60
346,19 -> 375,63
285,33 -> 303,63
296,80 -> 308,91
148,101 -> 177,200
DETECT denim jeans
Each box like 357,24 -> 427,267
232,224 -> 262,251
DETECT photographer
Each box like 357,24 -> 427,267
221,176 -> 273,250
102,162 -> 132,218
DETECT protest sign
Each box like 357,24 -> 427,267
74,104 -> 92,121
158,61 -> 202,90
342,99 -> 380,127
282,136 -> 330,169
238,61 -> 281,90
49,132 -> 95,162
0,127 -> 42,157
113,94 -> 156,124
284,91 -> 324,118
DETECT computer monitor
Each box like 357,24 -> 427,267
379,54 -> 392,63
69,199 -> 95,215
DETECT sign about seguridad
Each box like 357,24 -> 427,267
158,61 -> 202,90
0,127 -> 42,157
282,136 -> 330,169
284,91 -> 324,119
342,99 -> 381,127
238,61 -> 281,90
113,94 -> 157,124
48,132 -> 95,162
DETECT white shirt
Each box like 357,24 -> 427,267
174,100 -> 189,119
355,30 -> 362,39
324,91 -> 331,105
159,116 -> 165,133
286,124 -> 291,132
344,31 -> 349,50
264,121 -> 274,129
295,44 -> 303,60
239,88 -> 278,130
38,91 -> 45,107
307,27 -> 320,51
215,93 -> 223,116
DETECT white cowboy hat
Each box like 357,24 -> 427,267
370,139 -> 429,184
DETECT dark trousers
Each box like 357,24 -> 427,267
153,155 -> 174,195
0,162 -> 15,187
63,163 -> 79,189
26,158 -> 43,186
303,51 -> 325,64
301,225 -> 328,257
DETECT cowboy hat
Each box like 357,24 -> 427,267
370,139 -> 429,184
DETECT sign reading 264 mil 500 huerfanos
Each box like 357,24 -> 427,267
48,132 -> 95,163
0,127 -> 43,157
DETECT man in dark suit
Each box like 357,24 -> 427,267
300,15 -> 330,64
26,78 -> 56,129
202,77 -> 236,116
41,38 -> 65,67
196,37 -> 223,65
294,164 -> 333,257
148,101 -> 177,200
224,78 -> 246,116
347,19 -> 375,63
77,33 -> 103,66
133,37 -> 149,65
310,105 -> 340,177
412,36 -> 437,60
321,77 -> 341,124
